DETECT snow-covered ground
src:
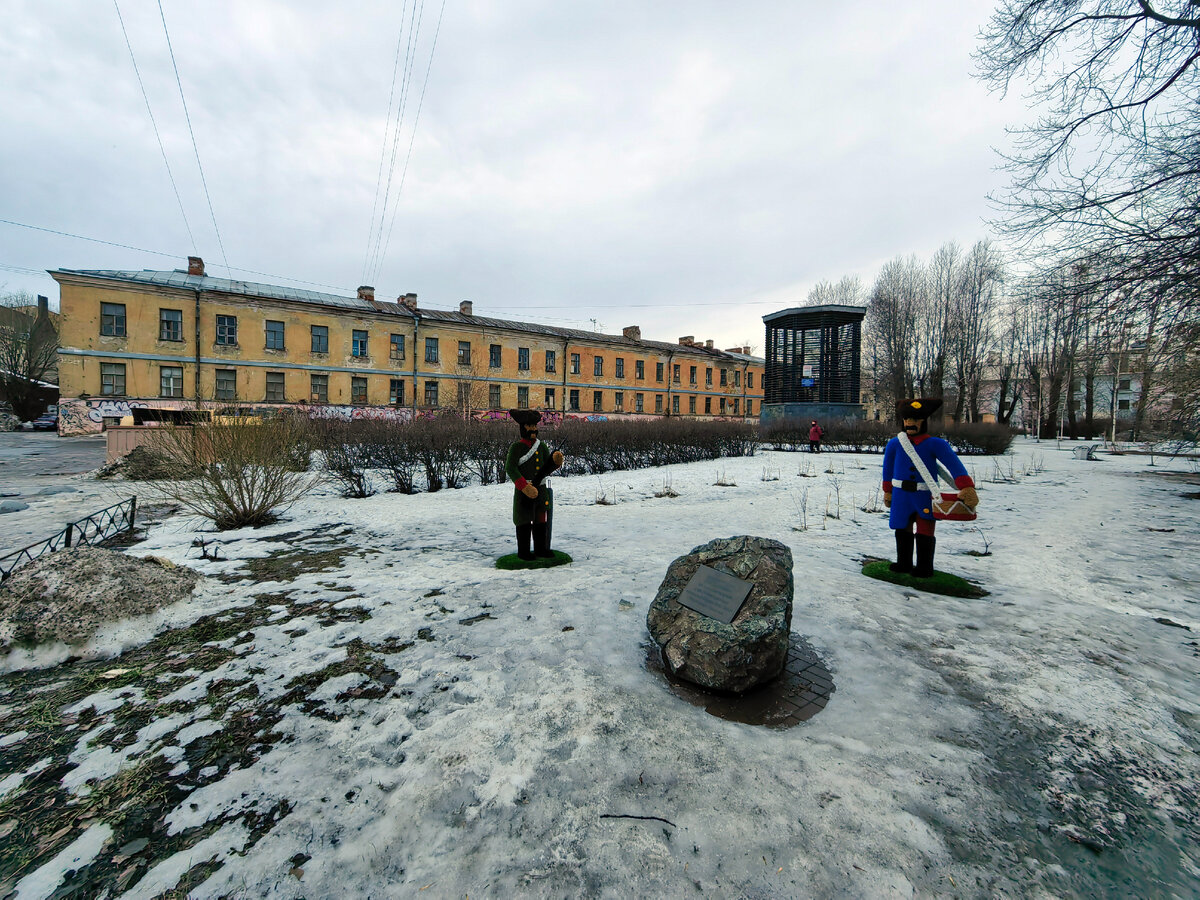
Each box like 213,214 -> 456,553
2,438 -> 1198,898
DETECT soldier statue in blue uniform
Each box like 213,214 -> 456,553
505,409 -> 564,561
882,398 -> 979,577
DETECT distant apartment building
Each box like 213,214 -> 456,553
51,257 -> 764,434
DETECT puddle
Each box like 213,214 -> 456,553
646,633 -> 834,729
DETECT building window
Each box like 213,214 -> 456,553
353,330 -> 369,357
390,378 -> 405,405
688,396 -> 696,414
1118,399 -> 1131,410
569,389 -> 580,411
490,344 -> 502,368
732,398 -> 739,415
489,384 -> 501,408
593,390 -> 603,411
656,362 -> 664,382
216,315 -> 238,346
311,374 -> 328,403
705,397 -> 712,414
673,364 -> 680,383
746,399 -> 753,415
545,387 -> 556,407
425,337 -> 439,363
747,372 -> 754,389
159,308 -> 183,342
720,369 -> 727,386
594,357 -> 604,377
655,394 -> 663,413
518,347 -> 530,371
215,368 -> 236,401
719,397 -> 727,414
689,366 -> 697,385
734,370 -> 741,387
1119,378 -> 1131,391
635,359 -> 644,380
100,302 -> 126,336
545,350 -> 556,372
615,358 -> 625,379
311,325 -> 329,354
635,393 -> 644,413
706,368 -> 712,386
672,395 -> 680,415
160,365 -> 184,398
517,386 -> 529,408
390,333 -> 406,360
101,362 -> 126,395
458,341 -> 471,366
614,391 -> 624,411
266,320 -> 285,350
351,376 -> 367,404
570,353 -> 581,374
424,380 -> 439,407
266,371 -> 285,402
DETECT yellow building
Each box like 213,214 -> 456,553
51,257 -> 764,434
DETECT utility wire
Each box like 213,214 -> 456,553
0,219 -> 355,293
113,0 -> 197,253
375,0 -> 447,287
361,0 -> 411,285
157,0 -> 230,276
366,0 -> 424,283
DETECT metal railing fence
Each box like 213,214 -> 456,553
0,496 -> 137,582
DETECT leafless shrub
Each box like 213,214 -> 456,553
313,420 -> 374,498
761,466 -> 781,482
792,488 -> 810,531
141,417 -> 318,530
714,468 -> 736,487
860,486 -> 886,514
654,471 -> 679,498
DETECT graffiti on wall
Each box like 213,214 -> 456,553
58,399 -> 151,435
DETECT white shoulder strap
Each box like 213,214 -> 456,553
897,432 -> 939,494
518,439 -> 542,467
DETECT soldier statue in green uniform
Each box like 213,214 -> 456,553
505,409 -> 564,560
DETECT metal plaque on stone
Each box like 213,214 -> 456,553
675,565 -> 754,625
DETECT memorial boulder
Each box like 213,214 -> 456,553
647,535 -> 793,693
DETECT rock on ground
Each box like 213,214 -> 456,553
0,547 -> 201,649
646,535 -> 793,692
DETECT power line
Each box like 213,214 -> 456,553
156,0 -> 230,276
112,0 -> 196,252
366,0 -> 424,283
375,0 -> 447,286
0,218 -> 355,293
361,0 -> 412,285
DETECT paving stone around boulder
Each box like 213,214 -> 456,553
0,547 -> 201,650
647,535 -> 793,693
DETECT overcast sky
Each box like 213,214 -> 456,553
1,1 -> 1027,350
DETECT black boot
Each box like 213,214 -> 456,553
913,534 -> 936,578
516,524 -> 535,561
532,523 -> 554,558
889,530 -> 914,574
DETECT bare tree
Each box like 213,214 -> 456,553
0,291 -> 59,420
806,275 -> 864,307
867,255 -> 926,404
977,1 -> 1200,319
950,240 -> 1005,422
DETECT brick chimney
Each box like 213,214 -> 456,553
622,325 -> 641,341
399,292 -> 418,311
357,285 -> 375,301
460,300 -> 473,316
705,339 -> 714,349
678,335 -> 694,346
37,295 -> 49,316
187,256 -> 205,276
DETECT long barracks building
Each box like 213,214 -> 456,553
51,256 -> 764,435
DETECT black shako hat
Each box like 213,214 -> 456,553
509,409 -> 542,427
896,397 -> 943,421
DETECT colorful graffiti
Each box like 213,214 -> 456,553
58,398 -> 150,435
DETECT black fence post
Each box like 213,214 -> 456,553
64,523 -> 73,548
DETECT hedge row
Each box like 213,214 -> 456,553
762,419 -> 1014,456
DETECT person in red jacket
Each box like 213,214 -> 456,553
808,420 -> 824,453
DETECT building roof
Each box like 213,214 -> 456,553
50,267 -> 764,363
763,304 -> 867,323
